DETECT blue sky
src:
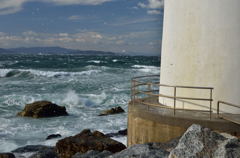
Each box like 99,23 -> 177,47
0,0 -> 164,55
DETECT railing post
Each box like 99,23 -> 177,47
174,87 -> 177,116
210,89 -> 213,120
217,101 -> 220,118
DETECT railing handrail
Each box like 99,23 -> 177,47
217,101 -> 240,115
132,76 -> 214,89
131,75 -> 214,119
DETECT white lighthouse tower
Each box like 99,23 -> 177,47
159,0 -> 240,113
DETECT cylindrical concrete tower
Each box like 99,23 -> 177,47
159,0 -> 240,113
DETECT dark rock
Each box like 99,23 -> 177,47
71,150 -> 112,158
12,145 -> 54,153
46,134 -> 62,140
56,129 -> 126,158
109,143 -> 169,158
0,153 -> 15,158
98,107 -> 124,116
17,101 -> 68,118
105,129 -> 127,137
118,129 -> 127,136
169,124 -> 240,158
12,145 -> 57,158
29,148 -> 58,158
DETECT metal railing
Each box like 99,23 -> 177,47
217,101 -> 240,124
131,75 -> 214,119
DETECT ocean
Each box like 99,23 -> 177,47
0,53 -> 160,152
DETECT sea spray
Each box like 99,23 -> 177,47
0,54 -> 160,152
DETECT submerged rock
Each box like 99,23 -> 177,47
12,145 -> 57,158
71,150 -> 112,158
105,129 -> 127,137
98,106 -> 124,116
12,145 -> 54,153
56,129 -> 126,158
169,124 -> 240,158
0,153 -> 15,158
17,101 -> 68,118
46,134 -> 62,140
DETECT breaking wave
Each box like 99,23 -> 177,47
0,69 -> 101,78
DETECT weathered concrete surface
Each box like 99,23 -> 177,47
127,100 -> 240,146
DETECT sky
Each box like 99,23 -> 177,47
0,0 -> 164,56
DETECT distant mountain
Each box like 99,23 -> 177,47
0,48 -> 13,53
2,47 -> 116,55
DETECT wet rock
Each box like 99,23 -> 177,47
17,101 -> 68,118
12,145 -> 57,158
169,124 -> 240,158
46,134 -> 62,140
105,129 -> 127,137
56,129 -> 126,158
98,107 -> 124,116
12,145 -> 54,153
109,143 -> 169,158
29,148 -> 58,158
0,153 -> 15,158
71,150 -> 112,158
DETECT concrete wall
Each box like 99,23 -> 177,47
159,0 -> 240,113
128,102 -> 240,146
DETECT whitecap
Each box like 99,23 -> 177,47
132,65 -> 160,73
87,60 -> 101,64
0,68 -> 101,78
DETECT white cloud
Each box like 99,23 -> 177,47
0,0 -> 27,15
138,0 -> 164,9
0,30 -> 161,55
0,0 -> 112,15
110,17 -> 159,26
147,10 -> 160,15
43,0 -> 112,5
138,0 -> 164,15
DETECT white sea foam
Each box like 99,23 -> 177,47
87,60 -> 101,64
62,90 -> 82,111
112,136 -> 127,146
0,141 -> 18,152
0,69 -> 12,77
112,59 -> 118,62
132,65 -> 159,73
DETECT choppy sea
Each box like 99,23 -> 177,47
0,53 -> 160,152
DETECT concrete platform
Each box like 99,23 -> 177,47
127,97 -> 240,146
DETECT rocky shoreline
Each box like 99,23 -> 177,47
1,124 -> 239,158
1,101 -> 239,158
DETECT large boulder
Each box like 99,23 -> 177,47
108,143 -> 169,158
17,101 -> 68,118
56,129 -> 126,158
71,150 -> 112,158
98,107 -> 124,116
0,153 -> 15,158
169,124 -> 240,158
